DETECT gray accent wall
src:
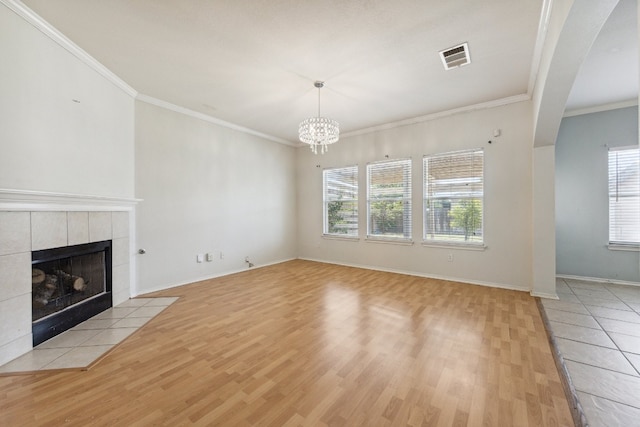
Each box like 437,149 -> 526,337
556,106 -> 639,282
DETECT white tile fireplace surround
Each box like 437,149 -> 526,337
0,208 -> 132,366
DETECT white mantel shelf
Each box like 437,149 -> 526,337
0,189 -> 142,211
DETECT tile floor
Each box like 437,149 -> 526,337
0,297 -> 178,374
540,278 -> 640,427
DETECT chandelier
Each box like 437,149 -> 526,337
299,81 -> 339,155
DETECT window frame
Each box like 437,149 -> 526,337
322,165 -> 359,238
608,145 -> 640,247
422,148 -> 485,247
366,158 -> 413,243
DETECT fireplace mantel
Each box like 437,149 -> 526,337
0,188 -> 141,211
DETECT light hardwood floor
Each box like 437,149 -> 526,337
0,260 -> 573,426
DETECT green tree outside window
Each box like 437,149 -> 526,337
450,199 -> 482,241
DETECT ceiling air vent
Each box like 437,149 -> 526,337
439,42 -> 470,70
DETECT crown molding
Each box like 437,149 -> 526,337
563,99 -> 639,118
341,94 -> 531,139
136,94 -> 296,147
2,0 -> 555,147
527,0 -> 553,96
1,0 -> 137,98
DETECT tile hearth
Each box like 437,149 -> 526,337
0,297 -> 178,374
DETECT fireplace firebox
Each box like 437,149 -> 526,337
32,240 -> 112,346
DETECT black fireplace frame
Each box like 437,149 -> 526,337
32,240 -> 113,346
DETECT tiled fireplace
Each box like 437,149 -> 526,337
0,210 -> 132,366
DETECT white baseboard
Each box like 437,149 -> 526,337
557,274 -> 640,288
134,256 -> 543,298
298,257 -> 529,293
530,291 -> 559,300
132,257 -> 297,297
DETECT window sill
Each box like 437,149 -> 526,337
421,241 -> 487,251
365,237 -> 414,246
322,234 -> 360,242
608,243 -> 640,252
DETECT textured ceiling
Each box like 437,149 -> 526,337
19,0 -> 637,144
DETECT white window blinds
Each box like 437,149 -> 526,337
366,159 -> 412,240
323,166 -> 358,236
609,147 -> 640,244
424,149 -> 483,244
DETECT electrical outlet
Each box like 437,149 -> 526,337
219,252 -> 224,260
447,253 -> 454,262
206,253 -> 214,262
196,254 -> 204,263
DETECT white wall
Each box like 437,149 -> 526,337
134,101 -> 297,294
532,145 -> 557,298
0,3 -> 135,199
556,107 -> 640,282
297,101 -> 534,291
0,2 -> 136,364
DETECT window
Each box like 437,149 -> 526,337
609,146 -> 640,245
424,149 -> 483,244
323,166 -> 358,236
366,159 -> 412,240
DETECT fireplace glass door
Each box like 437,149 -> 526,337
32,240 -> 112,345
